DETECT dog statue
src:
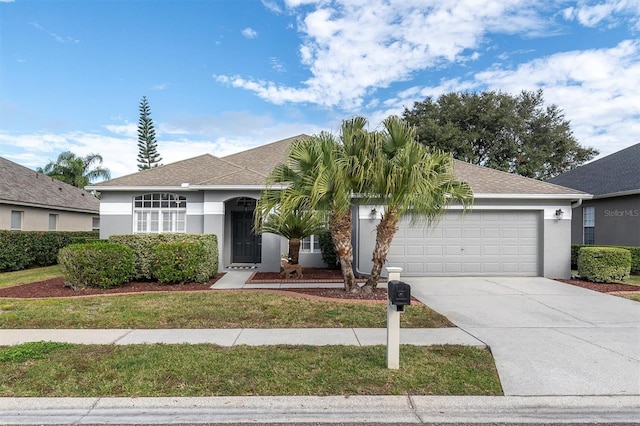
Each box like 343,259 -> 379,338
280,258 -> 303,279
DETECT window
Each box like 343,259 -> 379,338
92,217 -> 100,231
48,214 -> 58,231
583,206 -> 595,245
133,193 -> 186,234
301,235 -> 321,253
10,211 -> 23,231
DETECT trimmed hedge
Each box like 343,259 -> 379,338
58,242 -> 135,289
577,247 -> 631,283
0,231 -> 99,272
153,241 -> 209,284
109,234 -> 219,281
572,244 -> 640,274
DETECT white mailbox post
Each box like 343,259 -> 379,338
386,266 -> 403,369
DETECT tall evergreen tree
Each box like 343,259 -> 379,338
137,96 -> 162,170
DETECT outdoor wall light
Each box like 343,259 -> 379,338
555,209 -> 564,220
369,207 -> 378,220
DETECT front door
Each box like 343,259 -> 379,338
232,210 -> 262,263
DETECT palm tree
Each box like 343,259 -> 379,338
362,116 -> 473,290
37,151 -> 111,188
257,209 -> 326,265
255,117 -> 373,292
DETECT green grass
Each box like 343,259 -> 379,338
619,293 -> 640,302
0,265 -> 61,289
0,342 -> 502,397
0,291 -> 451,329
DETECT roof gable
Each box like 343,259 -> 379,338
0,157 -> 99,213
547,143 -> 640,196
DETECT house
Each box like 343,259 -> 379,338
548,142 -> 640,247
87,135 -> 589,279
0,156 -> 100,232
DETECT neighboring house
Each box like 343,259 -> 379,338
548,142 -> 640,247
87,135 -> 589,279
0,156 -> 100,232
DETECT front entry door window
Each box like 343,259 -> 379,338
232,210 -> 262,263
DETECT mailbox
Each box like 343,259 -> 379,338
387,280 -> 411,311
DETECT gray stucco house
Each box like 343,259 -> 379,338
0,157 -> 100,232
548,143 -> 639,247
87,135 -> 589,279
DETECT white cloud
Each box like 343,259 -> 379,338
30,21 -> 79,44
217,0 -> 552,110
151,82 -> 169,90
242,27 -> 258,39
563,0 -> 640,29
384,40 -> 640,159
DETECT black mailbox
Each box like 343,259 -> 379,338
387,280 -> 411,311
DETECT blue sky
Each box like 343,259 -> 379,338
1,0 -> 639,179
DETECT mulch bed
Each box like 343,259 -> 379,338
1,270 -> 637,300
555,279 -> 640,293
248,268 -> 366,283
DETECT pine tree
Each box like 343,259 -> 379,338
137,96 -> 162,170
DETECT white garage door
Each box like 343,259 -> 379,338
387,211 -> 539,276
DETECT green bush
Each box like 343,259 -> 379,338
153,241 -> 209,284
0,231 -> 99,272
318,230 -> 340,270
577,247 -> 631,283
58,241 -> 134,289
109,234 -> 219,281
572,244 -> 640,274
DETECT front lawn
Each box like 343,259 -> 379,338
0,265 -> 61,289
0,291 -> 451,329
0,342 -> 502,396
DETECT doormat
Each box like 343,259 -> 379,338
227,264 -> 258,270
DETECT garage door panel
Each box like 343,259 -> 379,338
388,211 -> 539,276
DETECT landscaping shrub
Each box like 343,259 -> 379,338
153,241 -> 209,284
572,244 -> 640,274
109,233 -> 218,281
58,241 -> 134,289
318,230 -> 340,270
0,231 -> 99,272
577,246 -> 631,283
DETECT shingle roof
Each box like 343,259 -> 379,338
547,143 -> 640,196
90,135 -> 309,188
453,160 -> 585,195
0,157 -> 99,213
88,134 -> 585,198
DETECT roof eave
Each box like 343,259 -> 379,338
592,189 -> 640,199
85,184 -> 287,191
0,199 -> 99,214
472,193 -> 593,200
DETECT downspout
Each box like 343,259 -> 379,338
571,198 -> 583,209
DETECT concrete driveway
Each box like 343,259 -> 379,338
408,277 -> 640,396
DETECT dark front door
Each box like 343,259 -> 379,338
232,211 -> 262,263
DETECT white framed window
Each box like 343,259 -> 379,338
301,235 -> 321,253
48,214 -> 58,231
10,210 -> 23,231
92,217 -> 100,231
583,206 -> 595,245
133,193 -> 186,234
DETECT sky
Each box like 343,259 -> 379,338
1,0 -> 639,180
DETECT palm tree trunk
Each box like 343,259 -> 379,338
364,209 -> 399,290
330,211 -> 358,292
288,238 -> 301,264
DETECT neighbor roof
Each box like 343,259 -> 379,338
0,157 -> 100,213
547,143 -> 640,197
88,134 -> 587,199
